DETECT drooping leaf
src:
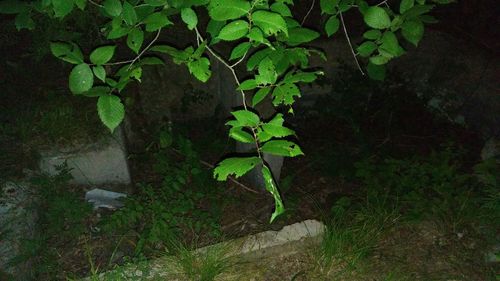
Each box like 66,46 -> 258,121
217,20 -> 249,41
262,164 -> 285,223
320,0 -> 339,14
230,110 -> 260,127
97,94 -> 125,133
208,0 -> 251,21
181,7 -> 198,30
69,63 -> 94,94
213,157 -> 261,181
90,45 -> 116,65
285,27 -> 319,46
364,6 -> 391,29
187,57 -> 211,82
229,127 -> 254,143
122,1 -> 138,25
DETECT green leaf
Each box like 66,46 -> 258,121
400,0 -> 414,13
252,10 -> 287,36
181,7 -> 198,30
127,28 -> 144,54
107,26 -> 130,39
217,20 -> 249,41
122,1 -> 138,25
206,19 -> 226,44
144,12 -> 172,31
74,0 -> 86,10
252,87 -> 271,106
229,127 -> 254,143
238,79 -> 257,90
90,45 -> 116,65
229,42 -> 251,61
187,57 -> 211,82
261,122 -> 294,139
325,16 -> 340,37
69,64 -> 94,94
246,48 -> 272,71
255,57 -> 277,85
320,0 -> 339,14
0,0 -> 29,14
231,110 -> 260,127
261,140 -> 303,157
363,29 -> 381,40
139,56 -> 164,65
401,19 -> 424,46
366,62 -> 386,81
97,94 -> 125,133
283,71 -> 321,84
402,4 -> 434,19
52,0 -> 74,18
208,0 -> 250,21
84,86 -> 111,97
272,83 -> 300,106
92,65 -> 106,82
270,2 -> 292,17
369,55 -> 390,65
285,27 -> 319,46
357,41 -> 377,57
14,13 -> 35,30
364,6 -> 391,29
144,0 -> 168,6
213,157 -> 261,180
262,164 -> 285,223
103,0 -> 122,17
379,31 -> 399,57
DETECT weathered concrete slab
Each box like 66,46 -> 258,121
83,219 -> 324,280
39,128 -> 131,186
0,181 -> 37,281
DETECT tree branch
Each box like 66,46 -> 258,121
339,11 -> 365,76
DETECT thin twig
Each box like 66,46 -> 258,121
194,27 -> 262,159
301,0 -> 316,26
339,12 -> 365,76
230,49 -> 249,68
88,0 -> 103,8
127,28 -> 162,70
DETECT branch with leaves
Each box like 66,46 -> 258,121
0,0 -> 453,222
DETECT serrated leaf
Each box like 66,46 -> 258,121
252,10 -> 287,36
127,28 -> 144,54
92,65 -> 106,82
255,57 -> 277,85
187,57 -> 211,82
400,0 -> 414,13
261,140 -> 303,157
69,63 -> 94,94
364,6 -> 391,29
262,164 -> 285,223
217,20 -> 249,41
208,0 -> 250,21
357,41 -> 377,57
252,87 -> 271,106
229,127 -> 254,143
231,110 -> 260,127
285,27 -> 319,46
261,123 -> 294,138
52,0 -> 74,18
97,94 -> 125,133
144,12 -> 172,31
229,42 -> 251,61
401,19 -> 424,46
272,83 -> 300,106
103,0 -> 122,17
325,16 -> 340,37
122,1 -> 137,25
213,157 -> 261,181
181,7 -> 198,30
90,45 -> 116,65
270,2 -> 292,17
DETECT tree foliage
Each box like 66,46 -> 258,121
0,0 -> 453,222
